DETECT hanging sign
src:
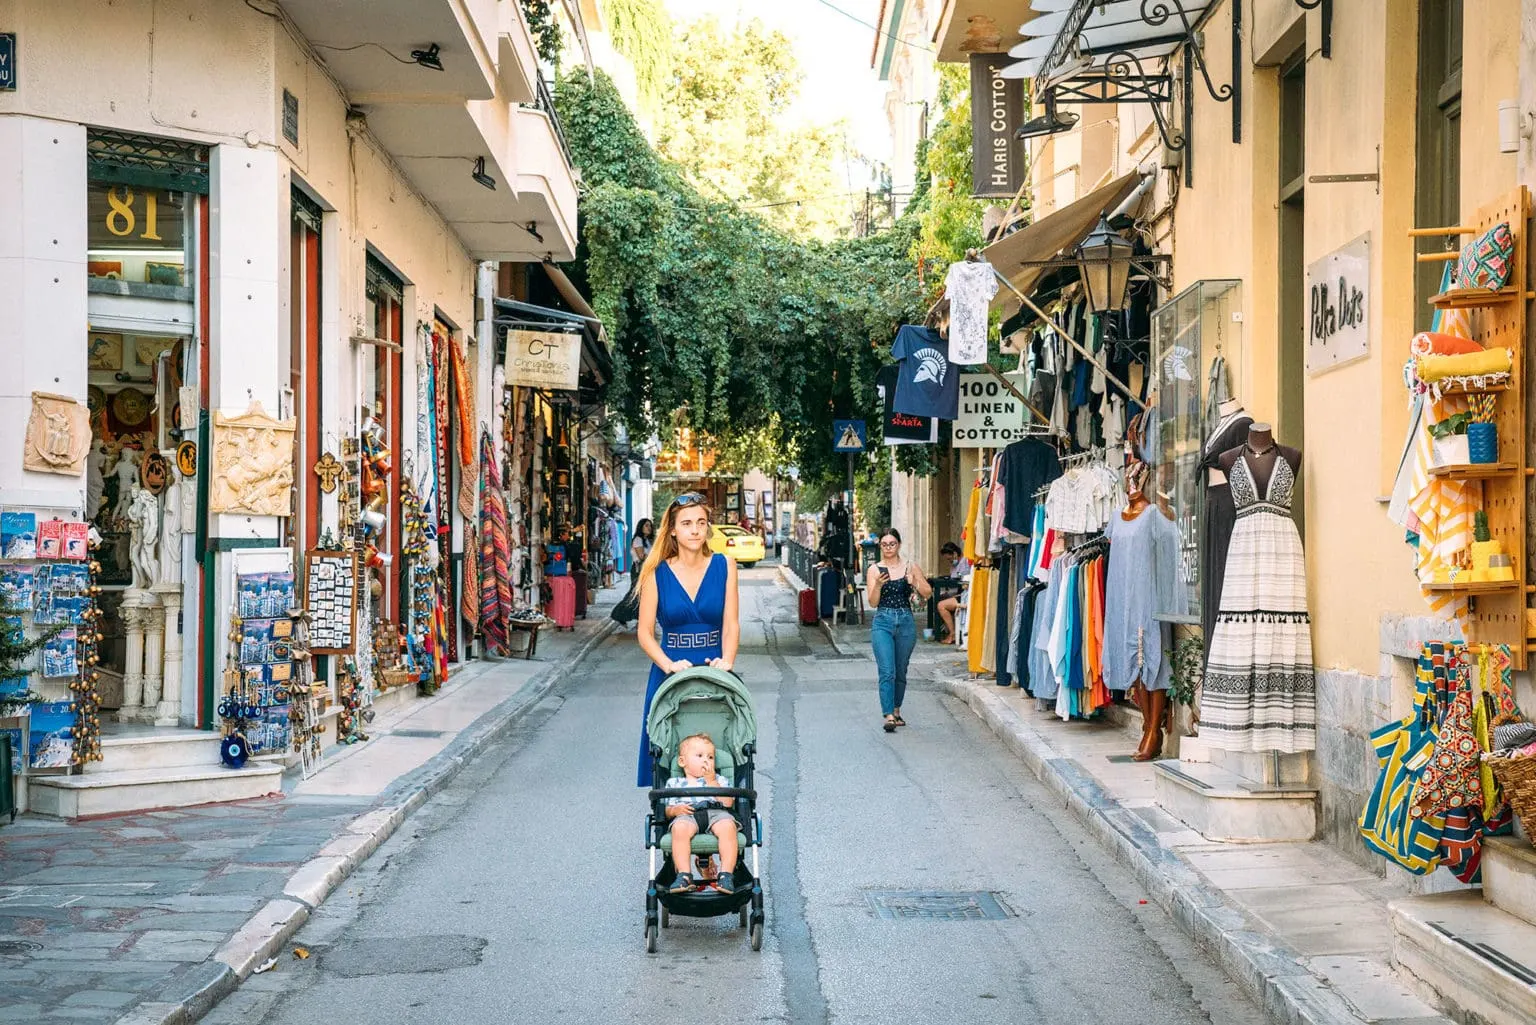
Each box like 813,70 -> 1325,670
0,34 -> 15,92
953,374 -> 1028,447
969,54 -> 1027,199
832,419 -> 867,453
1305,233 -> 1370,374
504,329 -> 580,391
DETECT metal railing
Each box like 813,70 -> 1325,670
785,540 -> 815,583
534,74 -> 575,170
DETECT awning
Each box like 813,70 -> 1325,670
492,295 -> 613,389
1007,0 -> 1215,83
983,171 -> 1144,314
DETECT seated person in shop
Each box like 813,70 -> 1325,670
935,542 -> 972,644
662,733 -> 739,895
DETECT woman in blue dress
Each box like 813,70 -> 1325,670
635,493 -> 740,786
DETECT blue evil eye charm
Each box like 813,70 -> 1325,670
220,733 -> 249,768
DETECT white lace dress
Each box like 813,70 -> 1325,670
1200,451 -> 1317,752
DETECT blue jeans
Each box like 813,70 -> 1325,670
871,609 -> 916,716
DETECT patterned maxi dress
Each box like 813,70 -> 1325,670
637,554 -> 726,786
1201,452 -> 1317,753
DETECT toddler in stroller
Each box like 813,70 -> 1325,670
645,666 -> 765,952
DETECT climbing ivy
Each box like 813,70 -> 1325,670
556,70 -> 933,491
521,0 -> 561,67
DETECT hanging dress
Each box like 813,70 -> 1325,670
1198,411 -> 1254,643
637,554 -> 726,786
1201,452 -> 1317,753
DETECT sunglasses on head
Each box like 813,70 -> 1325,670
672,492 -> 707,509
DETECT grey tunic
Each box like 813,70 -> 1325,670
1102,507 -> 1185,692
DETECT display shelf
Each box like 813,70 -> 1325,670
1428,462 -> 1518,479
1429,287 -> 1528,309
1438,380 -> 1509,395
1424,580 -> 1522,595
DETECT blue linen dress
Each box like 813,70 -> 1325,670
1101,507 -> 1183,692
637,554 -> 726,786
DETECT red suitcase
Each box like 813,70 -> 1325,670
545,576 -> 576,630
798,588 -> 818,625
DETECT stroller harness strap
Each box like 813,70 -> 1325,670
666,629 -> 722,650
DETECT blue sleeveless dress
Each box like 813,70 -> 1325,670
638,554 -> 726,786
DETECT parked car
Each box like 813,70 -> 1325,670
709,525 -> 766,567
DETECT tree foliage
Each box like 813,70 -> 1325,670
908,63 -> 988,292
556,70 -> 927,491
654,17 -> 847,240
603,0 -> 674,108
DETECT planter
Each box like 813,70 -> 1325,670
1432,433 -> 1470,466
1467,421 -> 1499,463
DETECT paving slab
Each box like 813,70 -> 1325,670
0,588 -> 622,1025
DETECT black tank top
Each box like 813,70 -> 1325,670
876,565 -> 914,610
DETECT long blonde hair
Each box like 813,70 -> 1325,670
640,494 -> 713,582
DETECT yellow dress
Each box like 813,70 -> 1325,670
967,566 -> 991,674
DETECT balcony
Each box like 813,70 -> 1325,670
284,0 -> 499,102
497,0 -> 540,104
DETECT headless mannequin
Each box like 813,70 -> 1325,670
1218,423 -> 1301,499
1206,398 -> 1247,487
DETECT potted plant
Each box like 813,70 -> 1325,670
1467,395 -> 1499,464
1469,510 -> 1505,581
1429,411 -> 1472,466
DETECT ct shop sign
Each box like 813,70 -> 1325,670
505,328 -> 580,391
953,374 -> 1027,448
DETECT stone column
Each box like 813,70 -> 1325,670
117,588 -> 152,721
139,592 -> 164,721
152,585 -> 183,726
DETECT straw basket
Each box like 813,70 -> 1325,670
1489,754 -> 1536,838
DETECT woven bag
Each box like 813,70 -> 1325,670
1488,755 -> 1536,839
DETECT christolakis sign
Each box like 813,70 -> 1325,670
505,329 -> 581,391
969,54 -> 1026,198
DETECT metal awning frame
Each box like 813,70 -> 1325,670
1030,0 -> 1242,186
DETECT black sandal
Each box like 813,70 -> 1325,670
892,714 -> 906,727
883,716 -> 898,733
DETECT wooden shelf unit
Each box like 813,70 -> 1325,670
1413,187 -> 1531,668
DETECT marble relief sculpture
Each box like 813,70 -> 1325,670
210,402 -> 297,516
24,392 -> 92,477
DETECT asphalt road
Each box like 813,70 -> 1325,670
206,567 -> 1265,1025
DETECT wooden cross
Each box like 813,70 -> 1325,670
314,451 -> 344,494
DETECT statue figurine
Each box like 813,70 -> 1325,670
157,476 -> 184,587
86,445 -> 108,522
126,485 -> 161,589
111,450 -> 143,525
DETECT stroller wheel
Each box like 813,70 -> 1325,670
660,907 -> 670,928
749,921 -> 763,951
739,906 -> 748,928
645,923 -> 658,954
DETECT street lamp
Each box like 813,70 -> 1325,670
1075,215 -> 1134,314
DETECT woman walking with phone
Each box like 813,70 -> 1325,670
866,528 -> 931,733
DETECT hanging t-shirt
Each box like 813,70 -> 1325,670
944,260 -> 1000,365
892,325 -> 960,421
998,437 -> 1063,536
876,363 -> 934,443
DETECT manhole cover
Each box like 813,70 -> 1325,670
392,729 -> 446,739
320,934 -> 487,976
0,940 -> 42,956
865,890 -> 1016,921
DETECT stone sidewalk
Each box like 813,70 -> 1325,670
942,672 -> 1456,1025
0,592 -> 620,1025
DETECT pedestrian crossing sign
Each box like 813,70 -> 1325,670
833,419 -> 867,453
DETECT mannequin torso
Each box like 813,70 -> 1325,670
1217,424 -> 1300,498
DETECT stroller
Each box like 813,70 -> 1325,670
644,666 -> 765,952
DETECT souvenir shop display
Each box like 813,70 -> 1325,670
303,550 -> 357,653
220,558 -> 298,758
288,610 -> 323,778
334,656 -> 371,745
1199,424 -> 1316,753
400,479 -> 446,695
1360,642 -> 1525,881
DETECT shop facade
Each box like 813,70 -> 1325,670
1,0 -> 582,813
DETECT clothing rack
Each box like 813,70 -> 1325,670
1067,533 -> 1109,558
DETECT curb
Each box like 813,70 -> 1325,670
774,564 -> 865,658
122,617 -> 619,1025
943,676 -> 1381,1025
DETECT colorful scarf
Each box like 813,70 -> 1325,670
478,430 -> 513,653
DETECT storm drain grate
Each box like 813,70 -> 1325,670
865,890 -> 1016,921
391,729 -> 446,739
0,940 -> 43,956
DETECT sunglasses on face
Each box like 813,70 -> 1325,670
672,492 -> 706,508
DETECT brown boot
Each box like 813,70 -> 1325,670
1134,689 -> 1168,762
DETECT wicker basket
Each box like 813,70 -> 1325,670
379,667 -> 413,690
1489,754 -> 1536,838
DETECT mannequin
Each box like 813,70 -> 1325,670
1203,422 -> 1316,753
1216,423 -> 1301,500
1200,399 -> 1254,642
1107,461 -> 1174,761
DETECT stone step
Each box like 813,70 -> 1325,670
94,731 -> 225,772
1152,758 -> 1317,842
28,763 -> 284,819
1391,891 -> 1536,1025
1483,836 -> 1536,927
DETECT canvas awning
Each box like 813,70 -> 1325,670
984,171 -> 1144,314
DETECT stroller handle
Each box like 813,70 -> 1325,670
648,786 -> 756,802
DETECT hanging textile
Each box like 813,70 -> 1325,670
461,524 -> 480,631
450,339 -> 476,469
478,430 -> 513,653
966,567 -> 991,674
1358,643 -> 1451,874
415,326 -> 435,500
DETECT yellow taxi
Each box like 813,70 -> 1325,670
709,525 -> 766,567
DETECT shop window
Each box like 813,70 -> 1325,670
85,130 -> 206,297
364,255 -> 405,620
1150,279 -> 1243,625
290,191 -> 324,552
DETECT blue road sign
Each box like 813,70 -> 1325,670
833,419 -> 867,453
0,35 -> 15,91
